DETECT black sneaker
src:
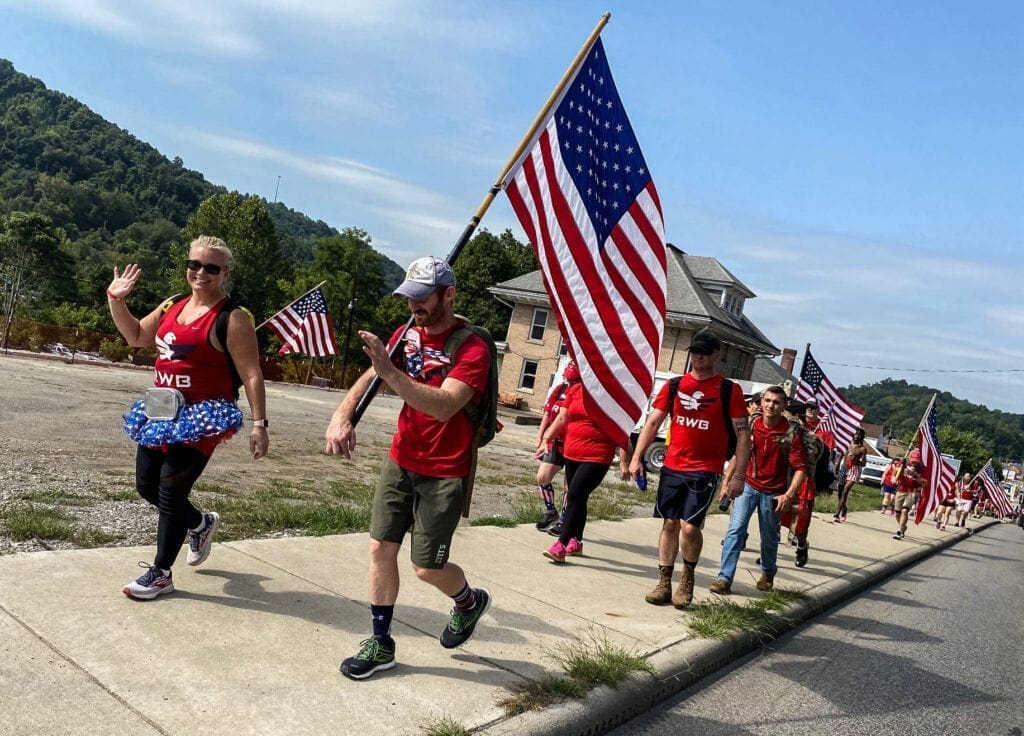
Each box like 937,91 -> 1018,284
536,510 -> 559,531
440,588 -> 491,649
547,521 -> 564,537
893,530 -> 904,540
340,637 -> 395,680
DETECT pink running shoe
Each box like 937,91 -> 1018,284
544,541 -> 566,563
565,538 -> 583,557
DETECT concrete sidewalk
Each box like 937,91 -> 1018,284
0,510 -> 997,736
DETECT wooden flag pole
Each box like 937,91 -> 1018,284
349,12 -> 612,428
256,280 -> 328,331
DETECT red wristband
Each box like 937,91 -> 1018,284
106,289 -> 122,301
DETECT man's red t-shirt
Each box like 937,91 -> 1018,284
560,383 -> 617,463
651,373 -> 747,473
746,415 -> 807,495
386,321 -> 490,478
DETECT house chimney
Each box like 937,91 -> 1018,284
780,348 -> 797,375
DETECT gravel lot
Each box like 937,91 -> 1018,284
0,353 -> 646,555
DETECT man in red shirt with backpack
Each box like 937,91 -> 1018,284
711,385 -> 807,594
629,331 -> 751,609
326,256 -> 492,680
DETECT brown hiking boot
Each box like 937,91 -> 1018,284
644,571 -> 673,605
672,567 -> 695,609
709,579 -> 731,595
756,573 -> 775,591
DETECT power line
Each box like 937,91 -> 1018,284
819,361 -> 1024,374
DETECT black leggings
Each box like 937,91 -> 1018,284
136,445 -> 211,570
559,460 -> 611,545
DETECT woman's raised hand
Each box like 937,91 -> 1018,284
107,264 -> 142,300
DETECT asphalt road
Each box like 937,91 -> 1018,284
610,522 -> 1024,736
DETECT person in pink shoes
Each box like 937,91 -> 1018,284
539,370 -> 630,563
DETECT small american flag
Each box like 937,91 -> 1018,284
913,395 -> 957,524
505,37 -> 667,447
794,349 -> 865,454
978,460 -> 1014,518
267,287 -> 338,357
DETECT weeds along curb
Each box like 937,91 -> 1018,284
476,520 -> 999,736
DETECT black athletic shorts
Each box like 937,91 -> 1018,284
653,468 -> 719,527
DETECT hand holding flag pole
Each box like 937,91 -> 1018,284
348,13 -> 613,428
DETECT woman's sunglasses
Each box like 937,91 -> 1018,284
185,259 -> 223,275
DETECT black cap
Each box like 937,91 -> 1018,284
803,399 -> 819,409
787,401 -> 808,415
688,330 -> 721,355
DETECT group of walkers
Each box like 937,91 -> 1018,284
105,242 -> 999,684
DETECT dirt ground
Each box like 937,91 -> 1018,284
0,353 -> 647,554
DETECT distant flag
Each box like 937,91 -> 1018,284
913,394 -> 958,525
504,36 -> 667,447
266,286 -> 338,357
794,348 -> 865,453
977,460 -> 1014,518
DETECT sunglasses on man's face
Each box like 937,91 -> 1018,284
185,259 -> 223,275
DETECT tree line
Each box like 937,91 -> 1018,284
0,58 -> 536,373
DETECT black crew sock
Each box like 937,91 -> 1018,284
682,558 -> 697,573
370,604 -> 394,641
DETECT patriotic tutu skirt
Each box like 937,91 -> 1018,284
124,398 -> 242,455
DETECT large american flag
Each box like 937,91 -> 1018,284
504,37 -> 666,447
978,460 -> 1014,518
794,349 -> 865,454
913,395 -> 958,524
267,287 -> 338,357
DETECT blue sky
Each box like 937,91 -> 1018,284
2,1 -> 1022,414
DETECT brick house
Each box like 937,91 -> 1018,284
487,243 -> 778,411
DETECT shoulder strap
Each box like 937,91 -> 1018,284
215,299 -> 243,399
667,376 -> 682,418
720,379 -> 737,458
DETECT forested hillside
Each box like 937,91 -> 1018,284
0,59 -> 404,320
843,378 -> 1024,464
0,58 -> 534,366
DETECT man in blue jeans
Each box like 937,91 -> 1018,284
712,385 -> 806,594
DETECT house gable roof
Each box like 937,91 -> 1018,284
489,245 -> 777,355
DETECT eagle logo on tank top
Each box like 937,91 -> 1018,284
156,331 -> 197,362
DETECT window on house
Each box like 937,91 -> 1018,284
735,352 -> 749,377
519,359 -> 539,390
558,337 -> 569,356
529,309 -> 548,341
723,293 -> 744,317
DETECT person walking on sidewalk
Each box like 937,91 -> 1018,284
325,257 -> 492,681
628,330 -> 750,609
106,236 -> 269,600
539,377 -> 631,563
533,361 -> 580,532
779,402 -> 826,568
834,428 -> 867,523
954,475 -> 977,528
880,458 -> 902,516
711,386 -> 806,595
893,449 -> 927,539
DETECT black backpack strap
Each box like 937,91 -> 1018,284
720,379 -> 737,459
215,300 -> 243,399
666,375 -> 682,418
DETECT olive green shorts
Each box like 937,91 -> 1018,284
370,456 -> 465,569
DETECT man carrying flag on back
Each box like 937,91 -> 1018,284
794,347 -> 865,457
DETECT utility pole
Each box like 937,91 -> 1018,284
273,176 -> 281,203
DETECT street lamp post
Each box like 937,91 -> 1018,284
340,277 -> 358,388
